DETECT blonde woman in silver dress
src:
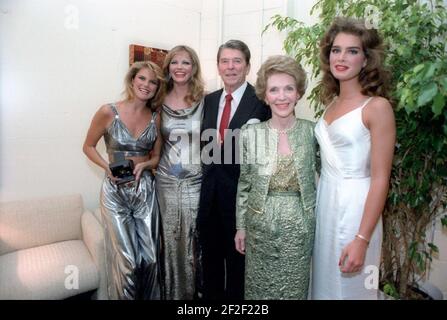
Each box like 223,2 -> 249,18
155,45 -> 205,300
83,61 -> 164,299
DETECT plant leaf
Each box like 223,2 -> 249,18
383,283 -> 399,299
422,62 -> 437,80
441,76 -> 447,93
432,93 -> 445,116
441,215 -> 447,227
428,243 -> 439,253
417,83 -> 438,107
413,63 -> 425,74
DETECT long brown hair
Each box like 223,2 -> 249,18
161,45 -> 204,106
319,17 -> 390,105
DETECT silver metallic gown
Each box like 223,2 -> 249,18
155,100 -> 204,300
101,103 -> 162,300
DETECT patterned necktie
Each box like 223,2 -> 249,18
219,93 -> 233,143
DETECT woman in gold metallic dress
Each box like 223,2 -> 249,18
155,45 -> 205,299
234,55 -> 317,299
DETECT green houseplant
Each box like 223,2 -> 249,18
266,0 -> 447,299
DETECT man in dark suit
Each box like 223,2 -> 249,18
197,39 -> 271,300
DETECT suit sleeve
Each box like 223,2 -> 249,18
235,125 -> 251,230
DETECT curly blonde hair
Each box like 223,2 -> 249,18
319,17 -> 390,105
160,45 -> 204,106
255,55 -> 307,102
123,61 -> 165,110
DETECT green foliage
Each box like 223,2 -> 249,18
383,282 -> 400,299
266,0 -> 447,299
442,216 -> 447,227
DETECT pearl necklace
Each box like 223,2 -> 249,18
268,119 -> 297,134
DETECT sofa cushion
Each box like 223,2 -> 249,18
0,240 -> 99,299
0,194 -> 83,255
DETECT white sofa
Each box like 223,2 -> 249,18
0,194 -> 107,299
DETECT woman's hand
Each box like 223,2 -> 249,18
235,229 -> 246,255
339,238 -> 368,273
133,161 -> 151,182
106,168 -> 121,184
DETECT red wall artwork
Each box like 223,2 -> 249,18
129,44 -> 168,68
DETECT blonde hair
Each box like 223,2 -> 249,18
123,61 -> 165,110
255,55 -> 307,101
161,45 -> 204,106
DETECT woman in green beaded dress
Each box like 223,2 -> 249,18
234,55 -> 317,300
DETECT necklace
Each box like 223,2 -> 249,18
268,119 -> 297,134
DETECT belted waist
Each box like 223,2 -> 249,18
321,168 -> 370,180
108,150 -> 150,162
267,190 -> 301,197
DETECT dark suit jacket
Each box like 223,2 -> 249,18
199,83 -> 271,219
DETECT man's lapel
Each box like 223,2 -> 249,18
205,89 -> 223,130
228,84 -> 257,130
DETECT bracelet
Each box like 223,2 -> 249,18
355,234 -> 370,245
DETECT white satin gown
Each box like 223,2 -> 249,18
312,97 -> 382,300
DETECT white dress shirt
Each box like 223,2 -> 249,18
216,81 -> 248,132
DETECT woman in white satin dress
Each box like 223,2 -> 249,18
311,17 -> 395,300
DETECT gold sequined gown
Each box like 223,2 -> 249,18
236,120 -> 317,299
244,153 -> 315,300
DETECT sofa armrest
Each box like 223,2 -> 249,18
94,208 -> 102,224
0,194 -> 83,255
81,210 -> 108,300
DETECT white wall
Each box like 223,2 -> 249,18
199,0 -> 289,92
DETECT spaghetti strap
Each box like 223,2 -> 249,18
359,97 -> 373,109
109,103 -> 119,118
